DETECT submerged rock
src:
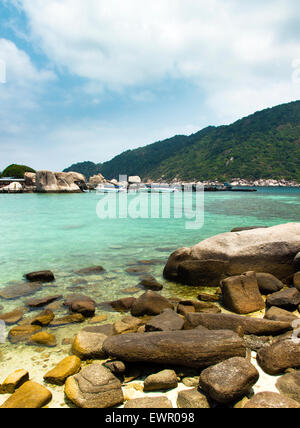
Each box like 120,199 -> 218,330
75,266 -> 105,276
199,357 -> 259,403
31,309 -> 55,327
0,282 -> 42,300
49,313 -> 85,327
103,329 -> 246,369
28,331 -> 57,347
64,294 -> 96,318
8,325 -> 42,344
0,369 -> 29,394
65,364 -> 124,408
26,295 -> 62,308
131,290 -> 174,317
139,275 -> 163,291
164,223 -> 300,285
25,270 -> 55,283
0,309 -> 23,325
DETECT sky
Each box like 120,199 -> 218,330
0,0 -> 300,171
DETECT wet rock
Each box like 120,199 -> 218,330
266,288 -> 300,309
64,294 -> 96,318
264,307 -> 299,323
0,282 -> 42,300
25,270 -> 55,283
75,266 -> 105,276
221,272 -> 265,314
72,330 -> 107,359
102,329 -> 246,369
182,377 -> 199,387
0,369 -> 29,394
257,340 -> 300,375
0,381 -> 52,408
144,369 -> 178,391
139,275 -> 163,291
199,357 -> 259,403
294,272 -> 300,291
178,300 -> 221,314
124,396 -> 173,408
88,315 -> 108,324
177,388 -> 210,408
126,266 -> 151,275
8,325 -> 42,344
0,309 -> 23,325
109,297 -> 136,312
145,309 -> 184,332
256,273 -> 284,294
197,293 -> 219,303
276,371 -> 300,403
65,364 -> 124,408
131,290 -> 174,317
243,391 -> 300,408
82,324 -> 115,337
113,316 -> 144,335
103,361 -> 126,376
49,313 -> 85,327
184,313 -> 292,336
28,332 -> 57,347
31,309 -> 55,327
244,335 -> 273,352
26,295 -> 62,308
44,356 -> 81,385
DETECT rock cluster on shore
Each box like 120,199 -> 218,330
1,223 -> 300,408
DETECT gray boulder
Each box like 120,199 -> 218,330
36,171 -> 85,193
164,223 -> 300,286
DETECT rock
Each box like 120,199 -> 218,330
88,315 -> 108,324
276,371 -> 300,403
65,364 -> 124,408
184,313 -> 292,336
244,335 -> 274,352
25,270 -> 55,282
256,273 -> 284,294
109,297 -> 136,312
197,293 -> 219,303
266,288 -> 300,309
139,275 -> 163,291
178,300 -> 221,315
243,391 -> 300,408
131,291 -> 174,317
64,295 -> 96,318
36,170 -> 83,193
231,226 -> 268,232
128,176 -> 141,184
103,361 -> 126,376
49,313 -> 85,327
28,332 -> 57,347
31,309 -> 55,327
75,266 -> 105,276
257,340 -> 300,375
145,309 -> 184,332
0,309 -> 23,325
293,253 -> 300,271
44,356 -> 81,385
125,266 -> 151,275
24,172 -> 36,186
164,223 -> 300,285
113,316 -> 144,335
103,329 -> 246,369
26,295 -> 62,308
0,282 -> 42,299
199,357 -> 259,403
264,307 -> 299,323
144,369 -> 178,391
294,272 -> 300,291
221,272 -> 265,314
177,388 -> 210,408
82,324 -> 115,337
8,325 -> 42,344
124,396 -> 173,408
88,174 -> 106,189
0,381 -> 52,408
0,370 -> 29,394
72,330 -> 107,359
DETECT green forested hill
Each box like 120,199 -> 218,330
66,101 -> 300,182
63,161 -> 102,180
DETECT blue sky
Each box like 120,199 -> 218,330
0,0 -> 300,172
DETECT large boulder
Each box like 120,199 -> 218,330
221,272 -> 265,314
199,357 -> 259,403
257,340 -> 300,375
36,171 -> 85,193
184,313 -> 292,336
164,223 -> 300,286
65,364 -> 124,408
102,330 -> 246,369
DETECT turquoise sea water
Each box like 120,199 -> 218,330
0,187 -> 300,306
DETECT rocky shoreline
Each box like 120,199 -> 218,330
0,223 -> 300,408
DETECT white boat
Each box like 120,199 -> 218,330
96,184 -> 126,193
146,184 -> 178,193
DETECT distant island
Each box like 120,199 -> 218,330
64,100 -> 300,183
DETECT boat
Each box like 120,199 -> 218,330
96,184 -> 126,193
145,183 -> 178,193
